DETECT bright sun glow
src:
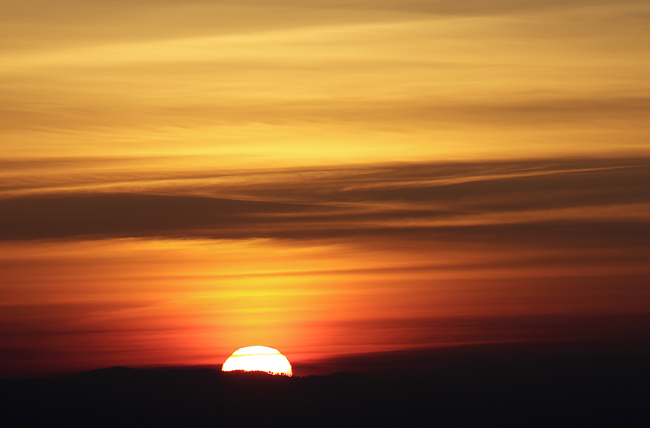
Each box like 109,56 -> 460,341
222,346 -> 293,376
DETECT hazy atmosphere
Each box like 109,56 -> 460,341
2,0 -> 649,378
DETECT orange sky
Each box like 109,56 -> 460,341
2,0 -> 649,377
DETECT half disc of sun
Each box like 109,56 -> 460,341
222,346 -> 292,376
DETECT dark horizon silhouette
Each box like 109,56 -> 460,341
3,340 -> 648,427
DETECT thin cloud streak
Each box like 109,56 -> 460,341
1,158 -> 647,244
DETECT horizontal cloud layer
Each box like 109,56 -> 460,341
1,157 -> 648,248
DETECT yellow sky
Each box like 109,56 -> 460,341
3,0 -> 650,165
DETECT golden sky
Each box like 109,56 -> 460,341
2,0 -> 649,376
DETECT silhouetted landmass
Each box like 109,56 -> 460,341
2,342 -> 649,427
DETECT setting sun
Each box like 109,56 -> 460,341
222,346 -> 293,376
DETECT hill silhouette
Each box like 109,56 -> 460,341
2,342 -> 649,427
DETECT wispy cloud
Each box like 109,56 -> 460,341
1,158 -> 647,246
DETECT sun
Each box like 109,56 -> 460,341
222,346 -> 293,376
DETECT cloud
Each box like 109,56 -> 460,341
325,312 -> 650,345
3,0 -> 648,165
303,315 -> 650,374
1,157 -> 648,249
0,193 -> 324,241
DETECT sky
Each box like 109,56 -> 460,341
2,0 -> 649,377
